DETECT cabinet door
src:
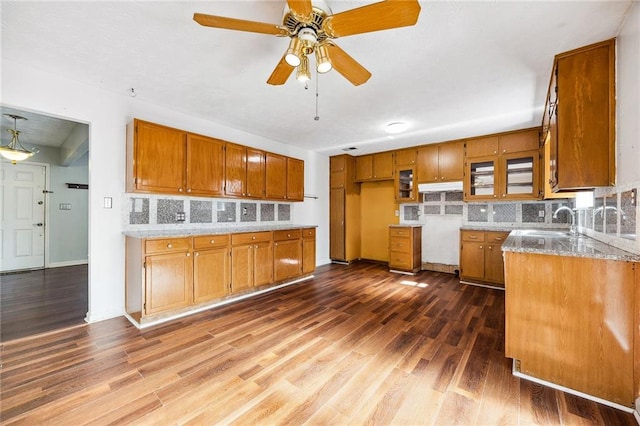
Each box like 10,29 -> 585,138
186,134 -> 225,196
302,236 -> 316,274
460,241 -> 485,281
225,143 -> 247,197
135,120 -> 186,194
395,166 -> 416,203
265,153 -> 287,200
355,155 -> 373,181
246,148 -> 265,198
330,188 -> 345,261
145,252 -> 192,315
499,129 -> 539,154
193,247 -> 229,303
416,145 -> 439,183
501,150 -> 539,200
395,148 -> 417,166
253,241 -> 274,286
465,156 -> 498,200
286,157 -> 304,201
330,156 -> 346,189
373,152 -> 394,179
466,136 -> 498,158
484,244 -> 505,286
274,239 -> 302,281
438,141 -> 464,181
231,245 -> 253,292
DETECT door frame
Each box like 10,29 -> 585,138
1,159 -> 51,270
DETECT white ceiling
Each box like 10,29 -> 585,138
0,106 -> 80,149
0,1 -> 634,156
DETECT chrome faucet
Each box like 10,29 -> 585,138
553,206 -> 577,234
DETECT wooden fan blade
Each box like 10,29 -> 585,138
326,43 -> 371,86
267,56 -> 295,85
323,0 -> 421,38
193,13 -> 288,36
287,0 -> 313,21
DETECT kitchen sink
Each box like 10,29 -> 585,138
518,230 -> 573,238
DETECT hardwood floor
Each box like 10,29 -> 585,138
0,265 -> 88,342
0,262 -> 635,425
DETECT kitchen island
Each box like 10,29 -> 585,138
502,229 -> 639,410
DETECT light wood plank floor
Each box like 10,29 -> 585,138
0,262 -> 635,425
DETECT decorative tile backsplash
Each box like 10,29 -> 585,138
123,194 -> 293,230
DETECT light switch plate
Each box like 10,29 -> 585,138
538,210 -> 545,218
104,197 -> 112,209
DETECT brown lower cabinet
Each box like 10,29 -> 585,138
459,230 -> 510,288
231,231 -> 273,292
125,227 -> 316,323
388,226 -> 422,274
504,251 -> 636,407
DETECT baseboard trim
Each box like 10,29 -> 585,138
512,359 -> 634,414
48,260 -> 88,268
633,409 -> 639,425
460,279 -> 505,291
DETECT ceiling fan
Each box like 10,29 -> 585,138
193,0 -> 421,86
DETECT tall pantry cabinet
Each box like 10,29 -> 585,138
330,155 -> 360,262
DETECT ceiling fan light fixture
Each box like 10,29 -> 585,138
0,114 -> 38,164
315,44 -> 332,74
284,37 -> 303,67
296,55 -> 311,83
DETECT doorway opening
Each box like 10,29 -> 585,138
0,106 -> 89,342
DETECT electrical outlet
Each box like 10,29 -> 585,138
242,207 -> 248,216
538,210 -> 545,218
175,212 -> 186,222
395,210 -> 399,217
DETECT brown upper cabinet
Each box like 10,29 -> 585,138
265,154 -> 304,201
416,141 -> 464,183
127,119 -> 187,194
246,148 -> 266,198
127,119 -> 304,201
186,133 -> 225,197
546,39 -> 616,191
465,128 -> 541,201
355,152 -> 394,181
394,148 -> 417,166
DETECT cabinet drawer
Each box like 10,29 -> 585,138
145,238 -> 191,254
302,228 -> 316,239
193,234 -> 229,250
389,251 -> 412,269
389,237 -> 411,254
485,231 -> 509,244
232,231 -> 272,245
273,229 -> 302,241
461,231 -> 485,242
389,227 -> 413,238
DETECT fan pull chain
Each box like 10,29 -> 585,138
314,68 -> 320,121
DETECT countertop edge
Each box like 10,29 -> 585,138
123,224 -> 318,239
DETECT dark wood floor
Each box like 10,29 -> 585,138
0,265 -> 88,342
0,262 -> 635,425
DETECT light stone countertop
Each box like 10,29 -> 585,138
390,224 -> 423,228
123,224 -> 317,239
502,229 -> 640,262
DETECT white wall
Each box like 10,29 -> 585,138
1,59 -> 329,323
616,2 -> 640,186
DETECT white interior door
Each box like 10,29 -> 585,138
0,161 -> 46,272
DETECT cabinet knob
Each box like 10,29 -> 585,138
479,245 -> 483,249
252,236 -> 256,240
441,177 -> 444,180
195,252 -> 199,256
242,193 -> 245,196
187,188 -> 191,193
493,195 -> 497,198
502,149 -> 507,153
179,188 -> 183,192
493,150 -> 497,154
502,194 -> 506,198
488,246 -> 492,250
210,239 -> 215,244
186,252 -> 190,257
287,234 -> 291,238
274,243 -> 278,246
167,243 -> 173,248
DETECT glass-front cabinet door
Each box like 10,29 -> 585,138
466,156 -> 497,200
395,166 -> 416,202
501,150 -> 539,199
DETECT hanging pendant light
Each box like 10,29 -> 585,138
0,114 -> 39,164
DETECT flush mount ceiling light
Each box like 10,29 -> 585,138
385,122 -> 409,134
0,114 -> 39,164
